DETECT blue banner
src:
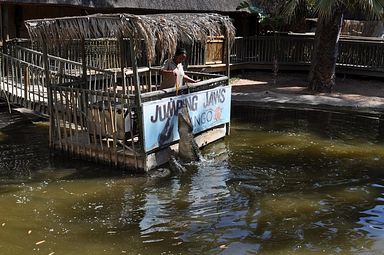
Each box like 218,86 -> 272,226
142,85 -> 231,152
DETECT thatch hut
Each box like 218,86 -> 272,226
0,0 -> 250,45
23,13 -> 235,171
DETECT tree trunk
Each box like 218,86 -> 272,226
309,9 -> 344,92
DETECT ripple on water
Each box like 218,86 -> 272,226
357,195 -> 384,238
1,107 -> 384,254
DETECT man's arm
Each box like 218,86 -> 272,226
183,75 -> 198,83
160,59 -> 177,76
160,69 -> 177,76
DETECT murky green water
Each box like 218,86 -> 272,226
0,106 -> 384,254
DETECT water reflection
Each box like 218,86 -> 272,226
1,107 -> 384,254
357,183 -> 384,239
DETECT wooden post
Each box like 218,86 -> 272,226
225,30 -> 231,136
81,38 -> 87,85
203,40 -> 207,65
119,36 -> 126,94
80,37 -> 88,123
129,37 -> 144,156
23,65 -> 29,105
42,43 -> 54,146
225,30 -> 231,79
148,61 -> 152,92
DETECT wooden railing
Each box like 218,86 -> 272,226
0,43 -> 223,111
0,44 -> 117,110
12,35 -> 384,75
230,35 -> 384,75
1,34 -> 383,113
338,37 -> 384,70
231,35 -> 313,65
0,52 -> 48,112
18,38 -> 214,69
16,38 -> 122,70
140,68 -> 227,102
49,81 -> 140,168
10,45 -> 116,86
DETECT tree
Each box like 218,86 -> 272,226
237,1 -> 286,84
238,0 -> 384,92
283,0 -> 384,92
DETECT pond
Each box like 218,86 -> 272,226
0,105 -> 383,255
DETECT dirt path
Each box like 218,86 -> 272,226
230,71 -> 384,112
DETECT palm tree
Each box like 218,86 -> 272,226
283,0 -> 384,92
238,0 -> 384,92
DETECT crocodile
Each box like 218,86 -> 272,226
177,102 -> 201,163
147,103 -> 201,178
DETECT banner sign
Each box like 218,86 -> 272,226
142,85 -> 231,152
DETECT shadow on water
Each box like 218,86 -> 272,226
0,109 -> 137,187
0,108 -> 46,181
226,106 -> 384,254
1,105 -> 384,254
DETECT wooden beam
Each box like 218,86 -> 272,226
42,43 -> 53,146
23,65 -> 29,104
225,30 -> 231,79
118,36 -> 126,94
81,38 -> 87,84
129,37 -> 145,157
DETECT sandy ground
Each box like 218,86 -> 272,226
230,71 -> 384,112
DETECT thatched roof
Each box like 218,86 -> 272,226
24,13 -> 235,63
3,0 -> 245,13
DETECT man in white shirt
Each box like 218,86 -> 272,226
160,48 -> 197,90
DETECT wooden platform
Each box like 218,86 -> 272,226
53,123 -> 228,171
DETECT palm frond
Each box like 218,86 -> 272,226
281,0 -> 309,23
236,1 -> 250,10
316,0 -> 341,19
236,0 -> 266,17
353,0 -> 384,19
282,0 -> 301,16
